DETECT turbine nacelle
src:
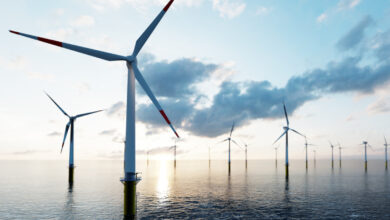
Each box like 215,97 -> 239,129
363,141 -> 368,145
283,126 -> 289,131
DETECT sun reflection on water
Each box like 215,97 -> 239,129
156,160 -> 170,204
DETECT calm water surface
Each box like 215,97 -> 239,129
0,159 -> 389,219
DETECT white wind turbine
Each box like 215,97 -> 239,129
11,0 -> 179,217
273,103 -> 305,178
337,142 -> 343,168
361,141 -> 374,171
46,93 -> 102,183
329,141 -> 335,169
219,122 -> 240,172
384,137 -> 389,170
304,137 -> 315,170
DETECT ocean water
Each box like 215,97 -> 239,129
0,159 -> 389,219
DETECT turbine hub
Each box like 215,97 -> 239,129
126,55 -> 135,63
283,126 -> 288,131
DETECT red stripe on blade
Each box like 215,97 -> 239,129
9,30 -> 19,34
159,110 -> 171,124
163,0 -> 174,11
174,131 -> 180,138
37,37 -> 63,47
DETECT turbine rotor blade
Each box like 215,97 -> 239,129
283,103 -> 289,126
229,122 -> 235,138
231,139 -> 243,150
45,92 -> 69,117
289,128 -> 305,137
61,122 -> 71,153
75,110 -> 104,118
132,64 -> 179,138
9,30 -> 127,61
132,0 -> 175,56
273,130 -> 287,145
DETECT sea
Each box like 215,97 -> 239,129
0,159 -> 389,219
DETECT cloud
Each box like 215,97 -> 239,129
133,17 -> 390,137
336,15 -> 374,51
337,0 -> 361,10
71,15 -> 95,27
48,131 -> 62,136
106,101 -> 125,117
317,13 -> 327,23
99,129 -> 117,135
212,0 -> 246,19
138,55 -> 218,98
256,6 -> 271,16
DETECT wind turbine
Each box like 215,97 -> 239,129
46,93 -> 102,183
304,137 -> 315,170
242,141 -> 249,169
208,146 -> 211,168
384,137 -> 388,170
313,150 -> 317,168
337,142 -> 342,168
219,122 -> 240,173
170,139 -> 178,168
329,141 -> 335,169
10,0 -> 179,217
274,145 -> 279,168
273,103 -> 305,178
362,141 -> 374,171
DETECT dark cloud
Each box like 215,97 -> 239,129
138,55 -> 218,99
99,129 -> 117,135
106,101 -> 125,117
48,131 -> 61,136
129,17 -> 390,137
336,15 -> 374,51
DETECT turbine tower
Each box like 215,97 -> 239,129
219,122 -> 240,173
338,143 -> 342,168
209,146 -> 211,168
329,141 -> 335,169
46,93 -> 102,183
362,141 -> 374,171
273,103 -> 305,178
304,137 -> 315,170
243,142 -> 248,169
313,150 -> 317,168
384,137 -> 388,170
11,1 -> 179,217
274,146 -> 279,168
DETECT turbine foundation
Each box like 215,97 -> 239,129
68,166 -> 74,183
365,161 -> 368,171
123,181 -> 137,219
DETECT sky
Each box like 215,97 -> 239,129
1,0 -> 390,162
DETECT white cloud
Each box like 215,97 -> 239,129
256,6 -> 271,16
212,0 -> 246,19
45,28 -> 74,40
338,0 -> 361,10
71,15 -> 95,27
317,13 -> 327,23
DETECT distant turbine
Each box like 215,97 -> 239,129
337,142 -> 343,168
45,93 -> 102,183
219,122 -> 240,173
329,141 -> 335,169
304,137 -> 315,170
170,140 -> 178,168
361,141 -> 374,171
384,137 -> 388,170
313,150 -> 317,168
241,141 -> 249,169
274,145 -> 279,168
11,1 -> 179,217
273,103 -> 305,178
208,146 -> 211,168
